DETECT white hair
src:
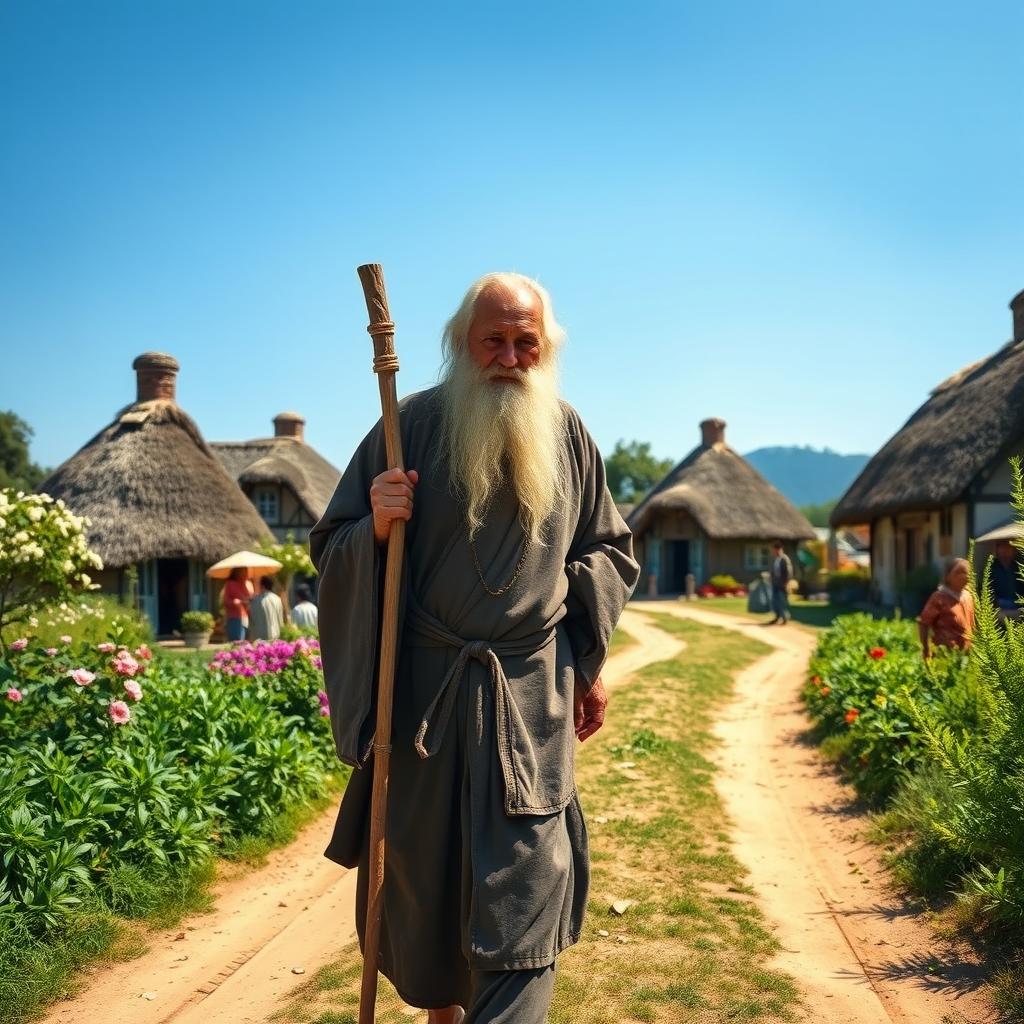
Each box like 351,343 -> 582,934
440,272 -> 567,373
437,272 -> 570,545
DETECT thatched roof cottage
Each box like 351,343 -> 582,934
210,413 -> 341,542
832,288 -> 1024,605
39,353 -> 272,634
628,419 -> 815,595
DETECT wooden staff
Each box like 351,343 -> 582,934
356,263 -> 405,1024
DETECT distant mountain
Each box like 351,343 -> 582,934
742,446 -> 869,508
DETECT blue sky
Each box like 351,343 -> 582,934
2,1 -> 1022,476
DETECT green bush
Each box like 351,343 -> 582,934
27,594 -> 151,650
804,614 -> 984,802
707,574 -> 740,592
0,632 -> 339,939
825,566 -> 870,604
180,610 -> 214,634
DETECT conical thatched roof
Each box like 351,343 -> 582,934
832,335 -> 1024,526
210,413 -> 341,522
38,353 -> 272,568
628,419 -> 815,541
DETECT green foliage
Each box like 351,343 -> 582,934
0,631 -> 338,942
256,532 -> 316,589
707,574 -> 741,593
0,412 -> 48,493
0,489 -> 105,642
180,610 -> 214,634
825,566 -> 871,603
799,499 -> 836,527
27,594 -> 151,649
604,440 -> 674,504
805,614 -> 983,802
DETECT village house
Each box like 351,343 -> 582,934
628,418 -> 816,595
210,413 -> 341,544
831,288 -> 1024,606
38,353 -> 273,635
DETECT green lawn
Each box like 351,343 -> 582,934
275,614 -> 800,1024
687,595 -> 867,632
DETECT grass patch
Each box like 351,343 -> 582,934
277,614 -> 800,1023
686,596 -> 866,632
608,626 -> 637,655
0,780 -> 346,1024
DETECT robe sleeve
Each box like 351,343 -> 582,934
308,418 -> 389,768
562,411 -> 640,690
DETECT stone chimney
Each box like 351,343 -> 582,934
132,352 -> 179,403
1011,288 -> 1024,343
700,417 -> 726,448
274,412 -> 305,442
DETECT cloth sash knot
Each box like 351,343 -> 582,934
406,596 -> 557,767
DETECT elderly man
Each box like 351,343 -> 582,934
310,273 -> 638,1024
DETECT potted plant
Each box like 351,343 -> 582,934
180,610 -> 215,649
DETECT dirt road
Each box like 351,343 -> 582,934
634,599 -> 995,1024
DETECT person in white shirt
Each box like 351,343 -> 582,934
290,583 -> 319,630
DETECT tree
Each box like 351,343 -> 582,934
0,412 -> 48,492
604,440 -> 674,504
799,499 -> 837,528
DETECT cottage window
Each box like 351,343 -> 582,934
256,488 -> 279,524
744,544 -> 773,571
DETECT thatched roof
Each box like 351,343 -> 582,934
832,335 -> 1024,525
210,422 -> 341,522
628,419 -> 816,541
39,357 -> 272,567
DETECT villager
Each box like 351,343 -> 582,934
310,272 -> 639,1024
768,541 -> 793,624
290,583 -> 319,629
918,557 -> 975,656
221,566 -> 253,643
991,539 -> 1024,621
248,575 -> 285,640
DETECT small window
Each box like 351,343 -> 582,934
744,544 -> 773,571
256,488 -> 279,524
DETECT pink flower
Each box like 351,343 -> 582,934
108,700 -> 131,724
44,648 -> 58,657
68,668 -> 96,687
60,635 -> 73,644
123,680 -> 143,701
7,688 -> 22,702
97,642 -> 116,653
8,638 -> 28,651
112,651 -> 140,677
319,706 -> 330,717
135,645 -> 152,661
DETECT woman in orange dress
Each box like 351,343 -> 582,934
222,567 -> 254,643
917,557 -> 974,658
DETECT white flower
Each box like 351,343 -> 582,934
27,507 -> 43,522
63,560 -> 75,573
79,573 -> 91,588
13,531 -> 28,544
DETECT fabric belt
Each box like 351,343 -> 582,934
405,596 -> 557,765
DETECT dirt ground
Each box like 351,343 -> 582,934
634,599 -> 997,1024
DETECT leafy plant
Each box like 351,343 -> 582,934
180,610 -> 214,634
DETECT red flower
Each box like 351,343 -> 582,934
869,647 -> 886,660
845,708 -> 860,724
820,686 -> 831,697
811,675 -> 821,685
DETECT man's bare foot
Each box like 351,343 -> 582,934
427,1007 -> 465,1024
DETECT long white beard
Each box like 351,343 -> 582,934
438,353 -> 568,545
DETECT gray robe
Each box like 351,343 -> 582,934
309,386 -> 638,1008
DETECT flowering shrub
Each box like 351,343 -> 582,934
26,593 -> 151,649
804,614 -> 984,802
0,628 -> 337,937
0,489 -> 104,642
